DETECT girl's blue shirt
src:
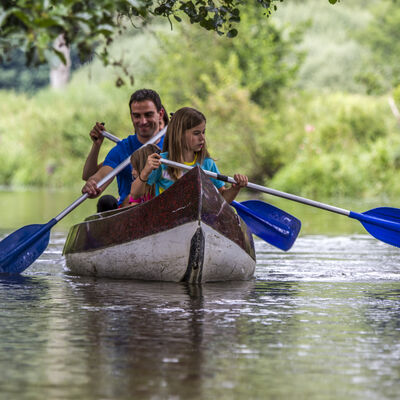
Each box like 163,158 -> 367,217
147,152 -> 225,195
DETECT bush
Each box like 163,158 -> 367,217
269,92 -> 399,198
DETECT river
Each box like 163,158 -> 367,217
0,189 -> 399,399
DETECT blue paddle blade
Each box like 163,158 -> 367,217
349,207 -> 400,248
0,224 -> 51,275
232,200 -> 301,251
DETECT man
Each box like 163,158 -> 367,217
82,89 -> 165,210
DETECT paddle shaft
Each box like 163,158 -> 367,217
101,132 -> 347,216
102,131 -> 400,244
159,159 -> 350,216
161,160 -> 400,234
54,127 -> 166,222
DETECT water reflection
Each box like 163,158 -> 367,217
360,287 -> 400,399
1,228 -> 400,399
63,279 -> 212,398
39,277 -> 261,399
0,275 -> 53,396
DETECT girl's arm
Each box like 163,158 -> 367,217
218,173 -> 248,204
130,153 -> 161,199
120,195 -> 131,208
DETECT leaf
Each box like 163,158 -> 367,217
126,0 -> 144,7
53,47 -> 67,65
74,12 -> 92,21
0,8 -> 18,27
96,24 -> 115,35
33,17 -> 62,28
10,10 -> 33,28
227,28 -> 238,38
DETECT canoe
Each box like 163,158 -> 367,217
63,166 -> 256,283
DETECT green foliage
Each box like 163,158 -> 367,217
138,9 -> 303,184
393,84 -> 400,108
0,49 -> 49,91
1,67 -> 400,198
1,0 -> 400,202
0,0 -> 341,81
0,0 -> 285,70
274,0 -> 376,94
0,81 -> 135,188
145,8 -> 303,110
270,93 -> 400,197
358,0 -> 400,89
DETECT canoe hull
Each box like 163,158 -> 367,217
65,221 -> 255,282
63,167 -> 256,283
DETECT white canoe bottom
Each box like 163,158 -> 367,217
65,221 -> 255,283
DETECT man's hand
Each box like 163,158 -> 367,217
89,122 -> 105,146
82,177 -> 102,198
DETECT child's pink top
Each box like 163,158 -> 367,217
128,192 -> 154,205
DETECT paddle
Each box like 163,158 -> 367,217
0,127 -> 167,275
103,130 -> 301,251
161,159 -> 400,248
230,200 -> 300,251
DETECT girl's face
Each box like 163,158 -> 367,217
184,121 -> 206,152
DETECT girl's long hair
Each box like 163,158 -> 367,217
163,107 -> 210,180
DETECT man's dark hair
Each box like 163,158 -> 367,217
161,104 -> 169,126
129,89 -> 162,111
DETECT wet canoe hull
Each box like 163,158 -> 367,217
63,167 -> 256,283
65,221 -> 255,282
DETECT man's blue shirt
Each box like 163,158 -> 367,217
103,134 -> 164,205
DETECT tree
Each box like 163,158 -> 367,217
0,49 -> 49,91
0,0 -> 339,75
143,5 -> 304,181
358,0 -> 400,91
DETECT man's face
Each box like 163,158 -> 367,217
130,100 -> 163,143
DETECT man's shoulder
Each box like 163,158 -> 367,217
122,134 -> 140,148
110,134 -> 138,152
103,134 -> 136,166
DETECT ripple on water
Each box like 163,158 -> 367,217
255,234 -> 400,282
1,231 -> 400,400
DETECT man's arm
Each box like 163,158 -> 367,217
82,150 -> 103,180
82,122 -> 105,181
82,165 -> 114,198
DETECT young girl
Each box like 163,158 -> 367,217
130,107 -> 248,204
121,143 -> 161,208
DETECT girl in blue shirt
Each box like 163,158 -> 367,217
130,107 -> 248,203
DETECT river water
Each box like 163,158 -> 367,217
1,190 -> 400,399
